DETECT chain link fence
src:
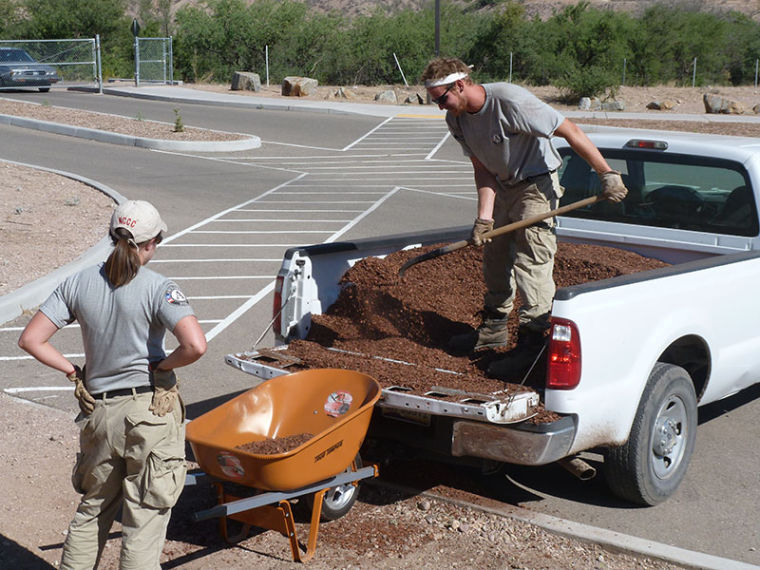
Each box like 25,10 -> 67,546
0,37 -> 102,92
134,37 -> 173,86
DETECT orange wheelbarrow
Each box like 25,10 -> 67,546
185,368 -> 382,562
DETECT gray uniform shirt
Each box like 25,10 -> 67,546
446,83 -> 564,186
41,263 -> 195,394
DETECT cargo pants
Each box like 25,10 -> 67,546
483,171 -> 562,332
60,390 -> 186,570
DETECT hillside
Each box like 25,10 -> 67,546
142,0 -> 760,21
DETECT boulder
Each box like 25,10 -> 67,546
703,93 -> 744,114
282,76 -> 318,97
404,92 -> 425,105
230,71 -> 261,92
601,100 -> 625,112
578,97 -> 603,111
374,89 -> 397,104
330,86 -> 357,100
646,99 -> 677,110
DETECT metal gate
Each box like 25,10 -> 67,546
134,37 -> 173,86
0,37 -> 102,92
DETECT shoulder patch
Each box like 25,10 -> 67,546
165,284 -> 189,305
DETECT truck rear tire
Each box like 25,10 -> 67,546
306,454 -> 363,521
603,362 -> 697,506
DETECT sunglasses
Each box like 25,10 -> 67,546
431,83 -> 456,106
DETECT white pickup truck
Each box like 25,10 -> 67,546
226,129 -> 760,506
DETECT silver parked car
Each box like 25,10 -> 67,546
0,47 -> 60,92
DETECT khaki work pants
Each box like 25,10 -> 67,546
60,391 -> 186,570
483,171 -> 562,332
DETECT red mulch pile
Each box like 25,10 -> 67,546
284,242 -> 669,396
236,433 -> 314,455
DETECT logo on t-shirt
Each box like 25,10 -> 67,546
165,284 -> 188,305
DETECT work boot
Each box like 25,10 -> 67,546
447,310 -> 509,353
487,326 -> 547,379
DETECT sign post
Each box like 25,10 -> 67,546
131,18 -> 140,86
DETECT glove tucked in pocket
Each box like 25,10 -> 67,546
149,366 -> 179,417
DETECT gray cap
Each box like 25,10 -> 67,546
110,200 -> 167,244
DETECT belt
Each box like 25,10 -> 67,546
97,385 -> 153,399
523,169 -> 556,183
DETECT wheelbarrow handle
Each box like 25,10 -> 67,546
398,194 -> 603,277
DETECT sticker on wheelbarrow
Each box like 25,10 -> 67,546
324,391 -> 352,418
217,452 -> 245,479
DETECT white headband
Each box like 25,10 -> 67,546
425,71 -> 468,88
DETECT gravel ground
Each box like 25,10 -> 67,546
0,392 -> 688,569
3,84 -> 749,568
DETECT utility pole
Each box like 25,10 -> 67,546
435,0 -> 440,56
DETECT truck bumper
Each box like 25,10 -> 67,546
451,415 -> 577,466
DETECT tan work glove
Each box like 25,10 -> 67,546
471,217 -> 494,246
599,170 -> 628,203
149,365 -> 179,417
67,365 -> 95,415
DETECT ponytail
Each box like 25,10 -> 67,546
105,227 -> 142,288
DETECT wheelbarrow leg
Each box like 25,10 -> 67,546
295,488 -> 326,563
215,482 -> 252,543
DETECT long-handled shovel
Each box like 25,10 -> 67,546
398,194 -> 604,277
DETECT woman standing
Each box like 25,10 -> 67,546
18,200 -> 207,569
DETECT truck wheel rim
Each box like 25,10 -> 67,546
651,395 -> 688,479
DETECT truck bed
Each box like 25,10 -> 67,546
226,241 -> 669,425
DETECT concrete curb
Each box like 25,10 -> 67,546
0,111 -> 261,152
0,160 -> 125,325
99,85 -> 444,119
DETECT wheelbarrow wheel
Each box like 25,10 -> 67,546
305,454 -> 363,521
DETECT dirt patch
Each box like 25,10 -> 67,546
0,162 -> 114,296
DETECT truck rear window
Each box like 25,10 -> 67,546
558,149 -> 759,237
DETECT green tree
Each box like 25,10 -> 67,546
18,0 -> 128,40
0,0 -> 22,37
466,1 -> 531,82
539,3 -> 631,98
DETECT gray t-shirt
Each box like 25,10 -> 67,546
40,263 -> 195,394
446,83 -> 564,186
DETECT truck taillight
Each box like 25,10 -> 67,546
546,318 -> 581,389
273,275 -> 284,336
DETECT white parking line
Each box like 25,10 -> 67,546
149,258 -> 281,263
208,218 -> 353,222
191,230 -> 333,234
168,276 -> 273,280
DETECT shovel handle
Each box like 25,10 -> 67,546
398,194 -> 603,277
481,194 -> 602,241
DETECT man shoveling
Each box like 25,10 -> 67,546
421,57 -> 627,379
